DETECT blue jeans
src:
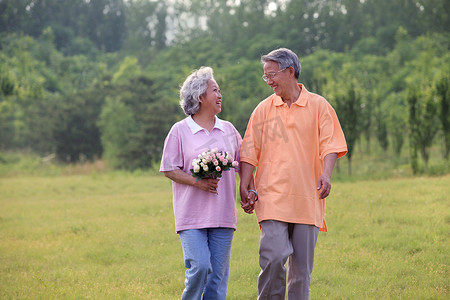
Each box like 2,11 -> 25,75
179,228 -> 234,300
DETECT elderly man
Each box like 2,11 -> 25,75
239,48 -> 347,300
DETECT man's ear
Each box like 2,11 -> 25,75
288,66 -> 295,78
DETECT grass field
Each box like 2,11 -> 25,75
0,172 -> 448,299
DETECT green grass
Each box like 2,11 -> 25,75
0,173 -> 449,299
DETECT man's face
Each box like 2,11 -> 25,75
263,61 -> 289,96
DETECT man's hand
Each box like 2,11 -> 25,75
238,161 -> 257,214
317,153 -> 338,199
317,174 -> 331,199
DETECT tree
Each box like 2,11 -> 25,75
407,89 -> 420,174
53,91 -> 104,162
407,87 -> 439,173
436,75 -> 450,159
154,3 -> 167,50
98,96 -> 139,168
376,113 -> 389,153
112,56 -> 142,84
334,83 -> 362,175
0,66 -> 16,150
97,75 -> 181,170
388,94 -> 407,164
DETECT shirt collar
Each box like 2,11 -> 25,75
186,115 -> 225,134
273,83 -> 308,107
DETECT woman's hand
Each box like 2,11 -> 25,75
194,178 -> 220,194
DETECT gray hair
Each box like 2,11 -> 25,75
179,66 -> 214,116
261,48 -> 301,79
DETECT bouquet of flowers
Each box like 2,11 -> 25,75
190,148 -> 239,181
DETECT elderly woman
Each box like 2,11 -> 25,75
159,67 -> 245,299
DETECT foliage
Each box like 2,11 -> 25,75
98,75 -> 181,169
333,83 -> 362,175
407,86 -> 440,173
0,0 -> 126,53
0,0 -> 448,172
53,91 -> 104,162
436,74 -> 450,159
98,97 -> 139,169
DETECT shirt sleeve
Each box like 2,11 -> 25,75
319,101 -> 348,160
240,107 -> 263,167
232,125 -> 243,172
159,125 -> 184,172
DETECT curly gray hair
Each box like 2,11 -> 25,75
261,48 -> 301,79
179,66 -> 214,116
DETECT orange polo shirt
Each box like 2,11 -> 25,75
240,84 -> 347,231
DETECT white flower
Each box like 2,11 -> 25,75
203,165 -> 209,171
193,165 -> 200,173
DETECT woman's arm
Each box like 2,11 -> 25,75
163,169 -> 219,194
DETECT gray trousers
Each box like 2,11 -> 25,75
258,220 -> 319,300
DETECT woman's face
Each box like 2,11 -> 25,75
200,79 -> 222,115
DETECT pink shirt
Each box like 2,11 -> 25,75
160,116 -> 242,232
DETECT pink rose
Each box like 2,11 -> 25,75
216,166 -> 221,172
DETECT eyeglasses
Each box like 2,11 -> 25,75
262,67 -> 287,82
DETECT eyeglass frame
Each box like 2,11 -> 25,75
262,67 -> 288,82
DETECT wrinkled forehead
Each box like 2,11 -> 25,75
205,79 -> 220,90
263,60 -> 281,73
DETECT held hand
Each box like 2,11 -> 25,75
239,186 -> 257,214
246,191 -> 257,213
317,174 -> 331,199
195,178 -> 220,194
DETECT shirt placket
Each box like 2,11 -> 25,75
285,103 -> 296,128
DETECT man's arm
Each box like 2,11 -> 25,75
239,162 -> 257,214
317,152 -> 338,199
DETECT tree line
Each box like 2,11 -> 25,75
0,0 -> 448,174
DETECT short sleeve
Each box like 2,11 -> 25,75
159,125 -> 184,172
240,108 -> 263,167
318,101 -> 347,160
231,125 -> 243,172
